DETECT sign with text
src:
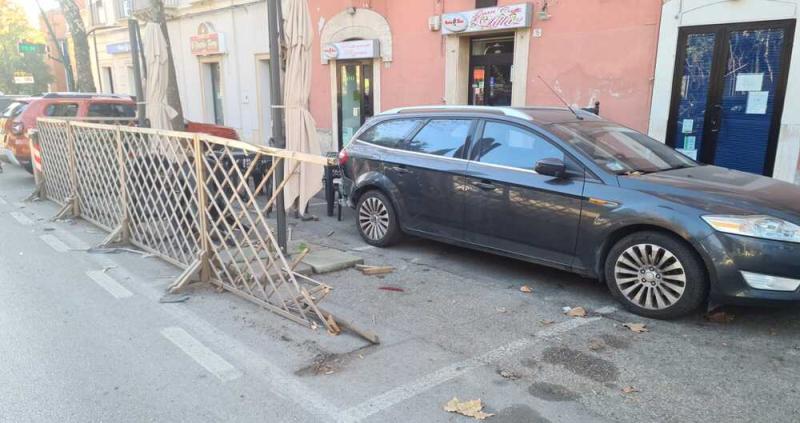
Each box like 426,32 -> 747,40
323,39 -> 380,61
191,23 -> 226,56
17,42 -> 46,54
441,3 -> 533,35
13,72 -> 34,84
106,42 -> 131,55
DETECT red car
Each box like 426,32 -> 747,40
5,93 -> 239,174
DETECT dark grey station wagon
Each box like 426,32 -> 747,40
338,106 -> 800,318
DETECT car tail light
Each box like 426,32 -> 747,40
11,122 -> 24,136
338,149 -> 349,167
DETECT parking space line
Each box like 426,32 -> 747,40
160,327 -> 243,382
86,270 -> 133,299
10,211 -> 33,226
40,234 -> 71,253
337,317 -> 601,423
352,245 -> 375,251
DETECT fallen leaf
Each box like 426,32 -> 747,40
519,285 -> 533,293
540,319 -> 556,326
621,386 -> 639,394
588,338 -> 606,351
706,311 -> 735,323
443,397 -> 495,420
565,307 -> 587,317
622,323 -> 648,333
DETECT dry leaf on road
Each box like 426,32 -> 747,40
565,307 -> 587,317
622,386 -> 639,394
540,319 -> 556,326
443,397 -> 495,420
519,285 -> 533,293
622,323 -> 648,333
705,311 -> 735,323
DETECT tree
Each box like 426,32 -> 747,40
37,0 -> 75,91
57,0 -> 96,92
0,0 -> 53,95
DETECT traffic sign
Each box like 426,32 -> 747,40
17,42 -> 46,55
13,72 -> 35,84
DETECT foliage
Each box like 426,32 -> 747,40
0,0 -> 53,95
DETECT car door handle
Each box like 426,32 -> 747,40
472,180 -> 496,190
389,165 -> 409,174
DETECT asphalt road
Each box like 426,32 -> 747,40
2,162 -> 800,423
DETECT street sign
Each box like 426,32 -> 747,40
17,42 -> 46,55
13,72 -> 35,85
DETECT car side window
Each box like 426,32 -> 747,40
474,121 -> 564,171
88,103 -> 113,117
359,119 -> 422,148
403,119 -> 473,158
45,103 -> 79,117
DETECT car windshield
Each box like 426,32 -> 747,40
549,122 -> 697,175
2,101 -> 28,118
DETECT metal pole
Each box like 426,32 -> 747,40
92,30 -> 102,92
128,19 -> 147,127
267,0 -> 287,253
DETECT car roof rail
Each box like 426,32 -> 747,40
42,92 -> 133,100
380,105 -> 533,121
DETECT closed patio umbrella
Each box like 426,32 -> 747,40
282,0 -> 323,214
142,22 -> 177,130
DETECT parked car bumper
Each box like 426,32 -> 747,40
700,232 -> 800,305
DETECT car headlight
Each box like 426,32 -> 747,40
702,215 -> 800,243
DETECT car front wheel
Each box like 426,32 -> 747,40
356,190 -> 401,247
604,231 -> 707,319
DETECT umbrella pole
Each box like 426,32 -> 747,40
267,0 -> 287,253
128,18 -> 147,128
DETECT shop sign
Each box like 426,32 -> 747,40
106,42 -> 131,55
323,39 -> 380,61
191,22 -> 227,56
442,3 -> 533,35
13,72 -> 34,84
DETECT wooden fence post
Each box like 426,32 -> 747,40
194,133 -> 211,282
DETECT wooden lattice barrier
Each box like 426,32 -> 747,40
32,118 -> 372,340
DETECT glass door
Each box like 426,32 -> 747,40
667,20 -> 795,176
469,35 -> 514,106
337,61 -> 374,149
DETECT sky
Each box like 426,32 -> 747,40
18,0 -> 60,26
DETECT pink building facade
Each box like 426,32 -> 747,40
310,0 -> 800,184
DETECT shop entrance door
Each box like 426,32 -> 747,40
337,60 -> 374,150
666,20 -> 795,176
469,35 -> 514,106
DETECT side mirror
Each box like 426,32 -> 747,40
535,158 -> 567,178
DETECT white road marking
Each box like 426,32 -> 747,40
10,211 -> 33,226
86,270 -> 133,299
160,327 -> 242,382
595,305 -> 619,315
0,196 -> 7,205
352,245 -> 375,251
40,234 -> 71,252
337,317 -> 601,423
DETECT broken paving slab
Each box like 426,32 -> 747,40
302,248 -> 364,274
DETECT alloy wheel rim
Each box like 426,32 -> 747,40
614,243 -> 687,310
359,197 -> 390,241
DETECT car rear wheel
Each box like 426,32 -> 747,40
356,190 -> 401,247
604,231 -> 707,319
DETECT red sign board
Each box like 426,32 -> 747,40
191,32 -> 226,56
442,3 -> 533,35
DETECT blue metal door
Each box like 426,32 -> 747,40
667,21 -> 795,176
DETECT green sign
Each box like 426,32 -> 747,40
17,42 -> 46,55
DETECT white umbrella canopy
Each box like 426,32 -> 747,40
282,0 -> 323,214
142,23 -> 177,130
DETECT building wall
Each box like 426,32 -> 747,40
167,0 -> 270,144
309,0 -> 662,152
40,9 -> 70,92
91,26 -> 134,95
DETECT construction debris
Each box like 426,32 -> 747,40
443,397 -> 495,420
356,264 -> 396,276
